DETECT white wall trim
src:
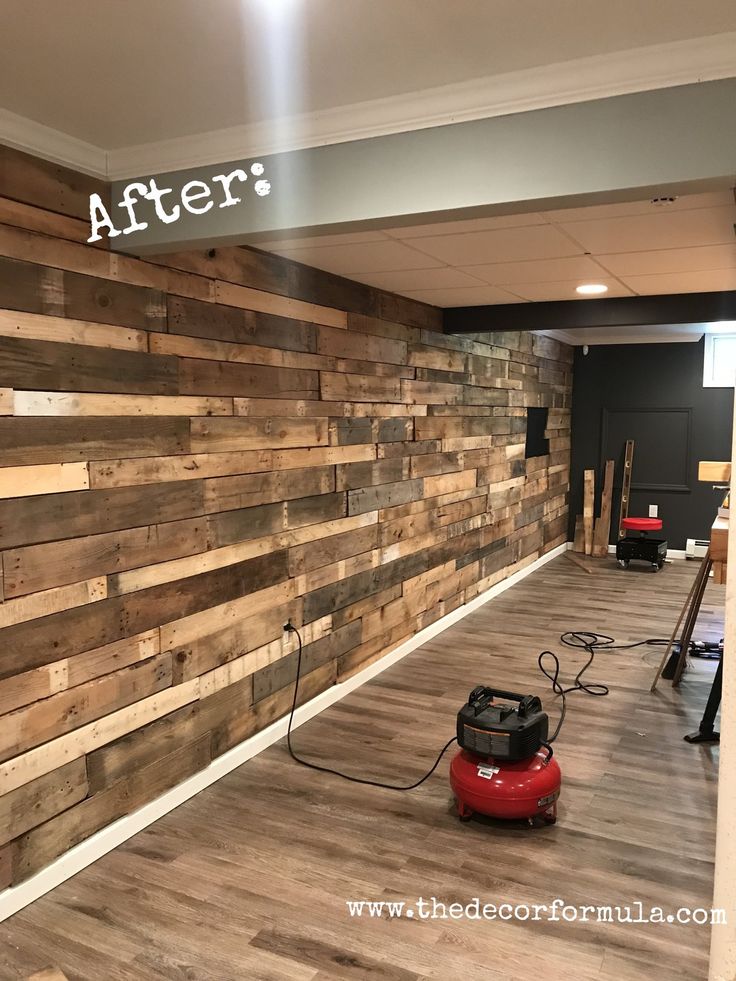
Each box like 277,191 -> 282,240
107,33 -> 736,179
2,34 -> 735,181
0,541 -> 566,922
0,109 -> 108,178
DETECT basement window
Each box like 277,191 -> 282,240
703,332 -> 736,387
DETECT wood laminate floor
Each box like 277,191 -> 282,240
0,556 -> 724,981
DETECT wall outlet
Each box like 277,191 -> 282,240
649,504 -> 659,518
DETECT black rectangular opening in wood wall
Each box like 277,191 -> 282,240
525,406 -> 550,458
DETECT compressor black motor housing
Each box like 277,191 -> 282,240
456,686 -> 549,762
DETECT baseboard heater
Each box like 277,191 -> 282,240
686,538 -> 709,560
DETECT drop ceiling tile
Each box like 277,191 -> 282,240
255,230 -> 390,250
273,240 -> 446,275
544,190 -> 735,223
509,279 -> 634,302
621,268 -> 736,295
597,243 -> 736,277
384,212 -> 547,239
351,267 -> 487,292
558,206 -> 736,255
459,255 -> 608,285
405,224 -> 582,266
402,285 -> 524,307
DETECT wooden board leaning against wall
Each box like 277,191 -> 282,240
0,146 -> 572,888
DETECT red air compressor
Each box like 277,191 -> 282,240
450,686 -> 561,824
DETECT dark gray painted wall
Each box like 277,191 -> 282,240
569,339 -> 733,550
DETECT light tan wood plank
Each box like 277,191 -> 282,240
0,630 -> 159,716
215,280 -> 347,328
699,460 -> 731,483
189,417 -> 329,454
0,680 -> 200,795
109,512 -> 378,595
0,309 -> 146,352
0,388 -> 14,415
583,468 -> 595,556
13,392 -> 233,417
0,461 -> 89,499
0,576 -> 106,629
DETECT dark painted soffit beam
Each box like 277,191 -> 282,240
443,290 -> 736,333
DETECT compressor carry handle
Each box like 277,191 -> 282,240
467,685 -> 542,718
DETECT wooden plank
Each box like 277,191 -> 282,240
315,325 -> 407,366
0,256 -> 167,332
85,701 -> 193,793
583,469 -> 595,556
0,222 -> 112,279
0,309 -> 146,352
2,516 -> 208,597
0,388 -> 12,415
0,654 -> 173,763
618,439 -> 635,539
204,465 -> 334,513
711,515 -> 729,562
0,335 -> 179,395
320,371 -> 401,403
160,579 -> 299,651
13,392 -> 233,417
0,416 -> 189,465
215,280 -> 347,329
0,479 -> 206,549
699,460 -> 731,483
180,358 -> 319,399
0,758 -> 89,847
168,295 -> 317,353
0,576 -> 106,629
0,461 -> 89,499
0,144 -> 108,220
0,195 -> 95,245
109,512 -> 377,596
592,459 -> 615,557
190,417 -> 329,453
0,630 -> 159,716
0,680 -> 200,796
11,735 -> 211,883
88,443 -> 375,489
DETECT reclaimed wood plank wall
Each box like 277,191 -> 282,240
0,146 -> 572,885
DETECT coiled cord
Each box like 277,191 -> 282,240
539,631 -> 668,742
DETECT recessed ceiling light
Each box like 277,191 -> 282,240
576,283 -> 609,295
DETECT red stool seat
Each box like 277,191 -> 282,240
622,517 -> 663,533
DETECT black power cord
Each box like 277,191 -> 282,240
538,631 -> 669,742
283,621 -> 456,791
283,623 -> 669,782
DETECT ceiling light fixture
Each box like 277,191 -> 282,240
576,283 -> 608,296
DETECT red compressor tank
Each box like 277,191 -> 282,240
450,746 -> 561,824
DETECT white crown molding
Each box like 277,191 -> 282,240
107,32 -> 736,180
0,108 -> 108,178
2,33 -> 735,182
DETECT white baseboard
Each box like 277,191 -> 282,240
0,541 -> 567,922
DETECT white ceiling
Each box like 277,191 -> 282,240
256,189 -> 736,306
1,2 -> 736,178
1,0 -> 735,149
